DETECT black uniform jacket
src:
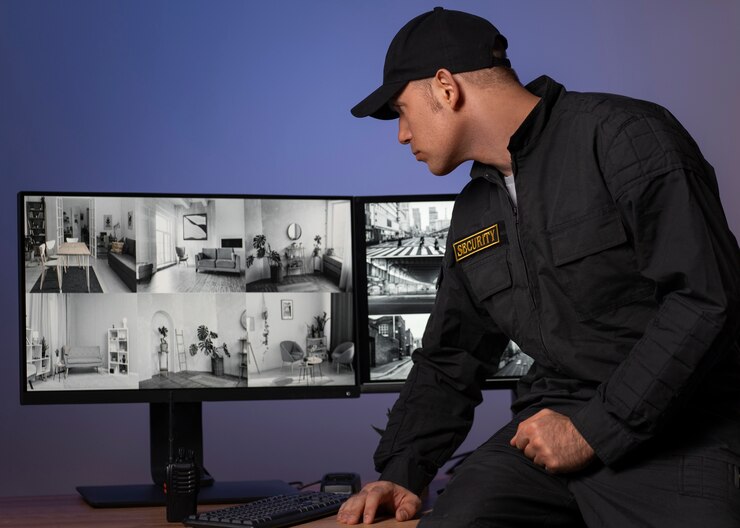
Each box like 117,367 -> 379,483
375,76 -> 740,495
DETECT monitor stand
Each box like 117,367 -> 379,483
77,402 -> 298,508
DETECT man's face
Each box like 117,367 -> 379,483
392,80 -> 462,176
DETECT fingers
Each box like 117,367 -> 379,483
510,421 -> 530,450
511,411 -> 546,468
523,441 -> 538,461
511,409 -> 553,449
510,409 -> 539,448
509,409 -> 595,474
336,492 -> 366,524
511,430 -> 528,450
395,492 -> 422,522
396,509 -> 410,522
337,481 -> 422,525
336,482 -> 390,525
360,486 -> 386,524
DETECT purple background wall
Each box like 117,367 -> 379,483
1,1 -> 738,497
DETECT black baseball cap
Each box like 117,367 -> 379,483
351,6 -> 510,120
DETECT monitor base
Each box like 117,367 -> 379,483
77,479 -> 299,508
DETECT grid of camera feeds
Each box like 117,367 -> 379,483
362,198 -> 533,386
22,194 -> 356,393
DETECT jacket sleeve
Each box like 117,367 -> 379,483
570,113 -> 740,465
374,232 -> 510,495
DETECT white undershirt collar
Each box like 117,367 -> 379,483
503,174 -> 517,207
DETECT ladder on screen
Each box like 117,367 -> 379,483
176,330 -> 187,372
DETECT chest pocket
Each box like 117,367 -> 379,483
460,250 -> 512,304
549,207 -> 654,320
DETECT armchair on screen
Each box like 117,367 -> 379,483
280,341 -> 304,373
175,246 -> 189,266
38,242 -> 62,292
331,342 -> 354,373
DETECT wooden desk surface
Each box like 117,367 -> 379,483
0,495 -> 420,527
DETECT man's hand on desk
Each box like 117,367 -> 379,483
510,408 -> 596,473
336,481 -> 421,525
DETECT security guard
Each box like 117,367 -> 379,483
339,7 -> 740,528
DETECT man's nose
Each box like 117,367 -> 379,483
398,119 -> 411,145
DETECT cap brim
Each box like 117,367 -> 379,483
351,80 -> 408,120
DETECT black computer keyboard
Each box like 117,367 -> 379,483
183,491 -> 348,528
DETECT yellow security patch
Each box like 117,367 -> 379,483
453,224 -> 500,262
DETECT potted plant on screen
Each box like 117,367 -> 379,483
314,311 -> 330,338
158,326 -> 169,353
158,325 -> 169,373
189,324 -> 230,376
312,235 -> 322,272
246,234 -> 283,283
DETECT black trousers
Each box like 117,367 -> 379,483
420,415 -> 740,528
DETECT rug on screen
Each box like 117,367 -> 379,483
30,267 -> 104,293
189,374 -> 239,388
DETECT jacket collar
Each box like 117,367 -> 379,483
471,75 -> 565,180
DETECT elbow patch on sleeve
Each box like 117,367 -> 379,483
609,297 -> 722,427
573,297 -> 725,465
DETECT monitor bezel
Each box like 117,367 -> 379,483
353,193 -> 521,393
19,191 -> 361,405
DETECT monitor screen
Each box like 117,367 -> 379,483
20,192 -> 360,404
354,194 -> 534,392
20,192 -> 360,505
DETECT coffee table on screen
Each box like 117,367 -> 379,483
298,356 -> 323,385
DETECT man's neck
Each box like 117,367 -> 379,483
466,84 -> 541,175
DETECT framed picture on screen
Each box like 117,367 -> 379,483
183,213 -> 207,240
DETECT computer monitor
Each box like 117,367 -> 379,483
354,194 -> 534,393
19,192 -> 359,506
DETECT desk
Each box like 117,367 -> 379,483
0,495 -> 420,527
58,242 -> 92,292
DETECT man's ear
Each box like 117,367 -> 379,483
433,68 -> 461,110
